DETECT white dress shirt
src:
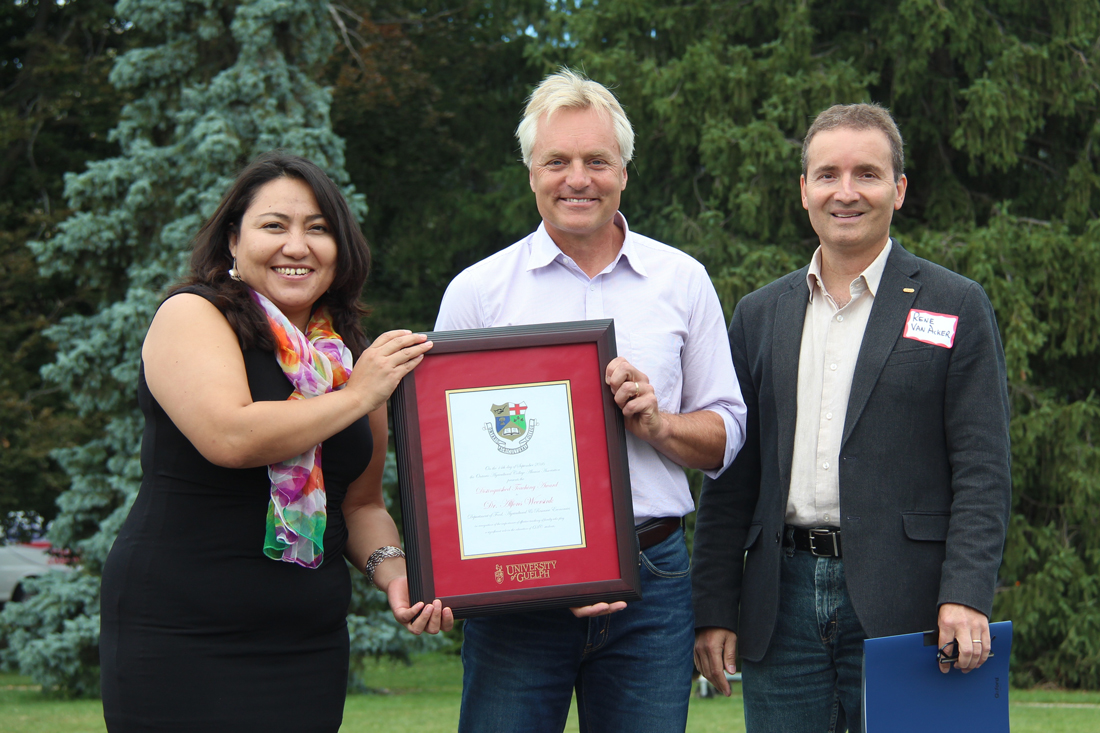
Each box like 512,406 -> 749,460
435,214 -> 747,524
787,241 -> 892,528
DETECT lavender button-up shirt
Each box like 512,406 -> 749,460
435,214 -> 747,524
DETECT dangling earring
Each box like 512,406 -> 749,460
228,258 -> 242,282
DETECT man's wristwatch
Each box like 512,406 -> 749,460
364,545 -> 405,588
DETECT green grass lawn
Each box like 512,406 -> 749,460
3,654 -> 1098,732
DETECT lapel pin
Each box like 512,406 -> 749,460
903,288 -> 915,293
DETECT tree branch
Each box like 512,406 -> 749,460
327,3 -> 370,75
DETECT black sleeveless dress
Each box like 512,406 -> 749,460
100,292 -> 372,732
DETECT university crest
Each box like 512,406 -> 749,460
491,402 -> 527,440
484,402 -> 537,454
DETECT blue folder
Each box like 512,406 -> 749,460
862,620 -> 1012,732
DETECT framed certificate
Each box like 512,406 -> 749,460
391,320 -> 641,618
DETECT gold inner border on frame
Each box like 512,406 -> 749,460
445,380 -> 586,560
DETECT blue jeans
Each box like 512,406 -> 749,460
741,543 -> 867,733
458,529 -> 695,733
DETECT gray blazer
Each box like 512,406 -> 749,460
691,241 -> 1012,662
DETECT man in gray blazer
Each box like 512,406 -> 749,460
691,103 -> 1012,732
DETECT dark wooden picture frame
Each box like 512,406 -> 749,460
391,320 -> 641,618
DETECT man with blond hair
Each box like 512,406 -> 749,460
691,103 -> 1012,731
436,68 -> 747,732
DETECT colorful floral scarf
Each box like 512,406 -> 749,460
252,290 -> 353,568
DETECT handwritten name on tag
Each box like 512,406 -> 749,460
904,309 -> 958,348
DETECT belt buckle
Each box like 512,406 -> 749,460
808,528 -> 838,557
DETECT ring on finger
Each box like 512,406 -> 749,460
633,381 -> 641,398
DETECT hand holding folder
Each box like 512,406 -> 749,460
862,620 -> 1012,733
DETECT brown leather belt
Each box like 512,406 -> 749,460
636,517 -> 682,550
787,526 -> 843,557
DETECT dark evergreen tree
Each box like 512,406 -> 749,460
328,0 -> 551,333
550,0 -> 1100,688
0,0 -> 125,527
5,0 -> 1098,693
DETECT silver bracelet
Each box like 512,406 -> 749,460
364,545 -> 405,588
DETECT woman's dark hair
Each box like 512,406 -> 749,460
169,151 -> 371,356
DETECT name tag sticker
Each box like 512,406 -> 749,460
903,309 -> 958,348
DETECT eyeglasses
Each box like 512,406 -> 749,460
937,636 -> 996,665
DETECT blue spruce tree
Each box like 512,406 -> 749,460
1,0 -> 438,695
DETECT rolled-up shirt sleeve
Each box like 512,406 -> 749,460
682,267 -> 747,478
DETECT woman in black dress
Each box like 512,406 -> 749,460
100,152 -> 452,732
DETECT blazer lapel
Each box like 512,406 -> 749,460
773,271 -> 809,491
843,242 -> 921,446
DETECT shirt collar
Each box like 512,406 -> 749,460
527,212 -> 647,278
806,238 -> 893,303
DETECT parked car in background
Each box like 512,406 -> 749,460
0,540 -> 72,605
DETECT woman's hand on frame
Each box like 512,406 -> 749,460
385,575 -> 454,635
346,330 -> 433,414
